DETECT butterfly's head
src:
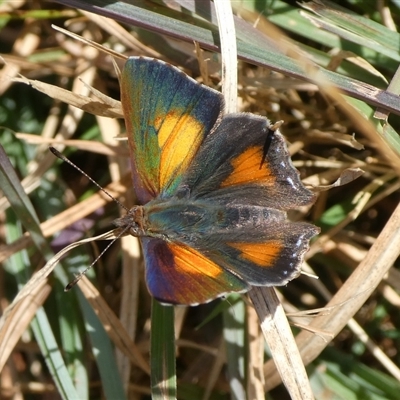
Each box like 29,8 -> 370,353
113,205 -> 146,237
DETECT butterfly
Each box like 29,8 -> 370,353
114,57 -> 319,305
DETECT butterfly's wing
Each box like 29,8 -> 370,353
184,205 -> 319,287
172,114 -> 319,290
140,203 -> 318,304
121,57 -> 223,204
179,114 -> 315,209
141,237 -> 248,305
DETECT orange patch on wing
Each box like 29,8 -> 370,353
155,111 -> 204,190
221,146 -> 275,187
228,241 -> 283,267
169,243 -> 223,279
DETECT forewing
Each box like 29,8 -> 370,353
141,238 -> 248,305
179,114 -> 315,210
121,57 -> 223,203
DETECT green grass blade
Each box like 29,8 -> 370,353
151,300 -> 176,399
0,144 -> 48,255
29,309 -> 80,400
301,0 -> 400,61
55,281 -> 89,399
76,289 -> 127,400
310,348 -> 400,400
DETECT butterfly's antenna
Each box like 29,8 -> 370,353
49,147 -> 129,212
65,225 -> 131,291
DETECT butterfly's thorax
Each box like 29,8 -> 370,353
114,200 -> 217,241
143,199 -> 219,240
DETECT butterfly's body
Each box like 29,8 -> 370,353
119,200 -> 286,240
118,57 -> 319,305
